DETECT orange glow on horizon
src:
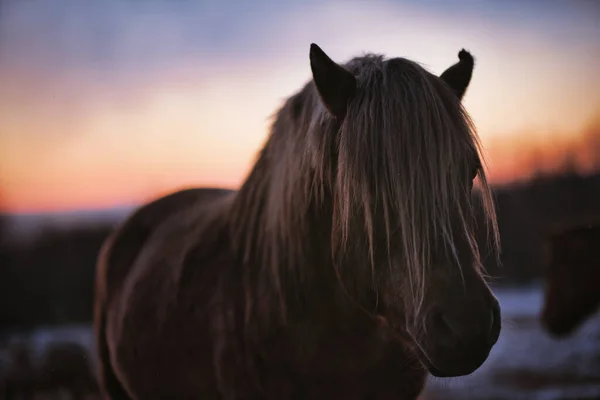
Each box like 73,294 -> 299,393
3,121 -> 600,214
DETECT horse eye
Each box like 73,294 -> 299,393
471,167 -> 478,181
471,160 -> 482,181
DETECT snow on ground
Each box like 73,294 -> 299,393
0,324 -> 96,372
424,285 -> 600,400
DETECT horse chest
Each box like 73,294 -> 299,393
262,339 -> 426,400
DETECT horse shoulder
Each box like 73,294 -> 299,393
97,188 -> 235,398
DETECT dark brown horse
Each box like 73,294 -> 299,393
94,44 -> 501,399
541,223 -> 600,337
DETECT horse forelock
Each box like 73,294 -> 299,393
329,55 -> 500,314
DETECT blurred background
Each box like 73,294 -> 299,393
1,0 -> 599,399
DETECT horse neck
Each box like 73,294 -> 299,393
224,143 -> 400,379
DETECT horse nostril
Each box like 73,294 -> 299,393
487,307 -> 495,334
433,310 -> 457,337
432,304 -> 498,345
429,309 -> 466,348
490,300 -> 502,335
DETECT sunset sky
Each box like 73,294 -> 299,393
1,0 -> 599,213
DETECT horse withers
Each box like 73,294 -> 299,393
94,44 -> 501,399
541,223 -> 600,337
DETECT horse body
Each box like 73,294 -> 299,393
541,223 -> 600,337
96,44 -> 501,399
97,188 -> 426,399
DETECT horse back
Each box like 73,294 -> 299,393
98,188 -> 232,297
542,223 -> 600,336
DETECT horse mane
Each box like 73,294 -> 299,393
227,52 -> 500,334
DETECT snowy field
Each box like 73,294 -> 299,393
2,285 -> 599,399
424,285 -> 600,400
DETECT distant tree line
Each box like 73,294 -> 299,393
0,222 -> 114,331
476,170 -> 600,285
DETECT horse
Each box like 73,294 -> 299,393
541,223 -> 600,337
94,43 -> 501,399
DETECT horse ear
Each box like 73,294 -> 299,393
309,43 -> 357,119
440,49 -> 475,100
